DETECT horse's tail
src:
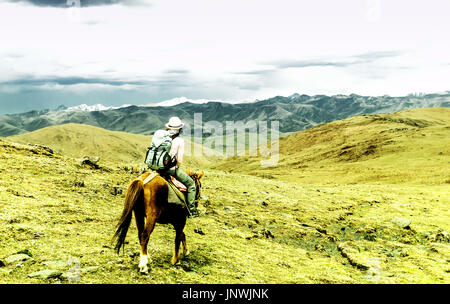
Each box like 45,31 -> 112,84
113,179 -> 144,254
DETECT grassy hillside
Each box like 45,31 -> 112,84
8,123 -> 221,169
1,110 -> 448,284
213,107 -> 450,184
0,138 -> 448,284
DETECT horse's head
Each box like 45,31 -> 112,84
186,170 -> 204,206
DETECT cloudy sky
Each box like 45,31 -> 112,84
0,0 -> 449,114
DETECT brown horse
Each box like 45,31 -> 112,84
113,170 -> 204,273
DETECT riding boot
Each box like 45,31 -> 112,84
188,201 -> 199,218
168,167 -> 198,217
181,171 -> 199,218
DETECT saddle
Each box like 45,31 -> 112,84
143,171 -> 188,210
170,176 -> 187,192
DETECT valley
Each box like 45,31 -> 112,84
0,107 -> 449,284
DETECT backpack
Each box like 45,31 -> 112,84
145,130 -> 175,170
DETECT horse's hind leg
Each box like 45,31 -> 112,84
134,209 -> 146,272
139,213 -> 157,273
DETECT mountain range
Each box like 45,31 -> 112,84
0,92 -> 449,138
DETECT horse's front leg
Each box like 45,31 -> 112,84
172,216 -> 187,265
181,232 -> 189,256
172,228 -> 182,265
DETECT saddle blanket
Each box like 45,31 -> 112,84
171,176 -> 187,192
142,171 -> 187,208
143,172 -> 187,192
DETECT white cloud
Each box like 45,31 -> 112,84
0,0 -> 449,110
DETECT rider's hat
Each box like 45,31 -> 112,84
165,116 -> 185,130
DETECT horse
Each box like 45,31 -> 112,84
112,170 -> 204,273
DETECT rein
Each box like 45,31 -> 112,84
191,174 -> 202,202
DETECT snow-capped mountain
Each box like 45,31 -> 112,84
146,96 -> 258,107
66,104 -> 131,112
1,92 -> 449,137
63,97 -> 254,112
147,97 -> 219,107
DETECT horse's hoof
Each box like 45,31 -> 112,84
171,258 -> 181,266
184,250 -> 190,257
139,266 -> 149,274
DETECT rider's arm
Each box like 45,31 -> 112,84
169,136 -> 184,167
176,138 -> 184,166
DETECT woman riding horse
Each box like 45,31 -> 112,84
163,116 -> 199,218
113,117 -> 203,273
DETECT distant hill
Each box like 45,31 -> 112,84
0,92 -> 448,138
8,123 -> 221,168
212,107 -> 450,184
1,114 -> 449,284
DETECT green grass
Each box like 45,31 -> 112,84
213,108 -> 450,185
1,108 -> 449,283
8,123 -> 222,169
0,136 -> 449,283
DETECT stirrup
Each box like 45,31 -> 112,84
188,209 -> 200,218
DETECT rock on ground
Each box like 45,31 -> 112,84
391,217 -> 412,229
337,242 -> 370,271
42,260 -> 67,270
4,254 -> 34,265
28,269 -> 63,279
81,266 -> 101,274
0,268 -> 13,275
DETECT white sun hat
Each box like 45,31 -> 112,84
165,116 -> 185,129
